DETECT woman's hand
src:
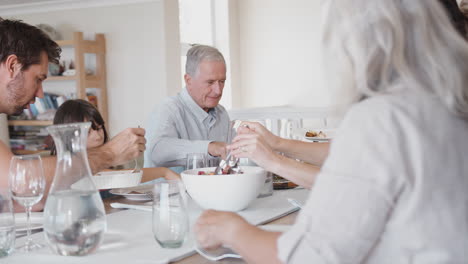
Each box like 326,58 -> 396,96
194,210 -> 249,249
237,121 -> 281,151
228,133 -> 280,171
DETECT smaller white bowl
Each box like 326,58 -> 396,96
181,166 -> 266,212
92,170 -> 142,189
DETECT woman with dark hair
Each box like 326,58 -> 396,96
50,99 -> 108,155
50,99 -> 180,182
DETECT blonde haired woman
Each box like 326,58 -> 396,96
194,0 -> 468,263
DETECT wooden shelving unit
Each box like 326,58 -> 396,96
46,75 -> 76,81
12,149 -> 51,156
8,120 -> 53,126
9,32 -> 108,126
8,32 -> 108,154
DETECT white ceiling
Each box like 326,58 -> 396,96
0,0 -> 75,7
0,0 -> 157,16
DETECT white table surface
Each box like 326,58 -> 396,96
6,188 -> 309,263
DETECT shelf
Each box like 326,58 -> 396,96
7,32 -> 108,156
46,75 -> 100,85
56,39 -> 105,54
8,120 -> 53,126
12,149 -> 50,156
47,75 -> 76,81
56,39 -> 74,46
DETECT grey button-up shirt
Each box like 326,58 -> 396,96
149,88 -> 230,167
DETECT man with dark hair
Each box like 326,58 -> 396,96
0,18 -> 61,115
0,19 -> 146,209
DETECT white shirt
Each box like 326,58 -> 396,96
278,91 -> 468,263
148,88 -> 230,167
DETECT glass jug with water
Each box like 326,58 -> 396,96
44,122 -> 106,256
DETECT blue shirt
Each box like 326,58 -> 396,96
148,88 -> 230,167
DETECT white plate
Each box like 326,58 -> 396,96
15,212 -> 43,232
93,170 -> 142,189
304,129 -> 335,142
109,184 -> 154,201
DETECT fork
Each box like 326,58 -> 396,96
131,125 -> 141,173
110,203 -> 152,212
214,152 -> 243,174
130,158 -> 140,173
195,245 -> 241,261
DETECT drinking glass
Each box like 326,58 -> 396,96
207,157 -> 220,168
186,153 -> 207,170
152,180 -> 189,248
9,155 -> 45,251
0,188 -> 15,257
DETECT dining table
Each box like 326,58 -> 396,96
7,169 -> 307,264
103,194 -> 299,264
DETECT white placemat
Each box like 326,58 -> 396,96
6,188 -> 309,263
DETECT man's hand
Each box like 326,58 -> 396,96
105,127 -> 146,166
208,141 -> 227,159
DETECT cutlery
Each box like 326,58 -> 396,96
214,121 -> 246,175
130,158 -> 140,173
287,198 -> 303,209
195,245 -> 241,261
110,203 -> 152,212
214,152 -> 242,175
130,125 -> 141,173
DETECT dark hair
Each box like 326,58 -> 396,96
50,99 -> 108,155
439,0 -> 467,38
0,18 -> 61,70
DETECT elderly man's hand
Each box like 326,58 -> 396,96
208,141 -> 227,159
194,210 -> 249,249
106,127 -> 146,166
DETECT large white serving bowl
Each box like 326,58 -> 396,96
181,166 -> 266,212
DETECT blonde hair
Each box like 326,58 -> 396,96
322,0 -> 468,118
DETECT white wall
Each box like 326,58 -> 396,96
235,0 -> 326,108
7,2 -> 169,136
5,0 -> 325,136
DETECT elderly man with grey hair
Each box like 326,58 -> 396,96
147,45 -> 230,168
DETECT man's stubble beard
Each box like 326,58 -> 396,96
6,72 -> 27,115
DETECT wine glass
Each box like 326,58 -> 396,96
9,155 -> 46,251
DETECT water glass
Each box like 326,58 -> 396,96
0,188 -> 15,258
207,157 -> 220,168
186,153 -> 207,170
152,180 -> 189,248
9,155 -> 45,251
258,172 -> 274,197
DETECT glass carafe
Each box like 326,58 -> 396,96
44,122 -> 106,256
